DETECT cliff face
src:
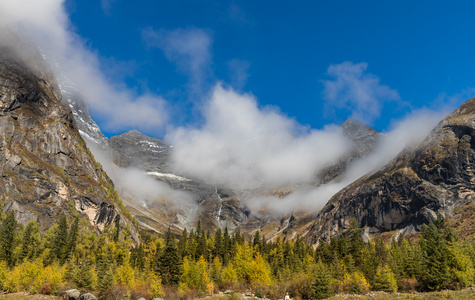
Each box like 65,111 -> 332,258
0,52 -> 137,239
307,98 -> 475,243
317,119 -> 382,184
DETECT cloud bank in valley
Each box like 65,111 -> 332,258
0,0 -> 168,134
0,1 -> 466,215
166,85 -> 351,190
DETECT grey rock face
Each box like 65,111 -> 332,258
79,293 -> 97,300
110,130 -> 170,172
318,119 -> 382,184
307,98 -> 475,243
63,289 -> 80,300
0,50 -> 137,240
106,130 -> 252,233
60,89 -> 108,148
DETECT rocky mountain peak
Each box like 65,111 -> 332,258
317,120 -> 382,184
0,51 -> 138,241
109,130 -> 170,173
341,119 -> 380,140
306,97 -> 475,244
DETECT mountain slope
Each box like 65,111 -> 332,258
0,50 -> 137,239
307,98 -> 475,243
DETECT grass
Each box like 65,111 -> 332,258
0,293 -> 59,299
199,288 -> 475,300
1,288 -> 475,300
326,288 -> 475,299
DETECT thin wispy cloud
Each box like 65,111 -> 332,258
143,27 -> 213,97
101,0 -> 116,15
227,3 -> 253,27
0,0 -> 168,135
322,61 -> 401,124
227,59 -> 251,90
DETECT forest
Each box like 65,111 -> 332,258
0,201 -> 474,300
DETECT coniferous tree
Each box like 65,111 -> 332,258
373,264 -> 397,292
214,228 -> 223,260
112,216 -> 120,243
223,227 -> 231,265
66,216 -> 79,262
160,227 -> 181,285
74,257 -> 94,289
210,256 -> 223,287
312,258 -> 333,299
97,247 -> 114,299
55,216 -> 69,264
197,231 -> 207,260
187,230 -> 197,260
419,223 -> 450,290
0,211 -> 17,266
131,243 -> 145,271
253,231 -> 261,252
19,220 -> 39,261
178,228 -> 188,258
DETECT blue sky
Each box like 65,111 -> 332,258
62,0 -> 475,137
2,0 -> 474,199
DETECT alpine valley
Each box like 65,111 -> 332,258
2,45 -> 475,246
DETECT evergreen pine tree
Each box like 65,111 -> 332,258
74,257 -> 94,289
214,228 -> 223,260
253,231 -> 261,252
66,217 -> 79,262
223,227 -> 231,265
312,258 -> 333,299
160,227 -> 181,285
210,256 -> 223,287
419,223 -> 450,290
19,220 -> 37,261
0,211 -> 17,266
97,248 -> 114,299
373,264 -> 398,292
178,228 -> 188,258
112,216 -> 120,243
55,216 -> 69,264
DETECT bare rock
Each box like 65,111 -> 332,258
63,289 -> 80,300
79,293 -> 97,300
307,97 -> 475,243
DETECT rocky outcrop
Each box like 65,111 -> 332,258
0,49 -> 137,240
307,98 -> 475,243
110,129 -> 170,172
317,119 -> 382,184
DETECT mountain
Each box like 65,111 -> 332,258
306,98 -> 475,244
317,119 -> 382,184
109,129 -> 170,172
236,119 -> 383,241
94,118 -> 381,239
0,49 -> 138,240
105,129 -> 251,235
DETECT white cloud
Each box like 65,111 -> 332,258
166,84 -> 351,190
101,0 -> 116,15
322,61 -> 400,124
88,143 -> 194,207
243,107 -> 449,213
227,59 -> 250,90
0,0 -> 168,134
143,27 -> 213,95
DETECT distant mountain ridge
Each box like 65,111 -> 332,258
306,98 -> 475,244
67,90 -> 383,239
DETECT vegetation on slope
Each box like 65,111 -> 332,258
0,200 -> 474,300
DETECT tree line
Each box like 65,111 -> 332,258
0,204 -> 474,299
